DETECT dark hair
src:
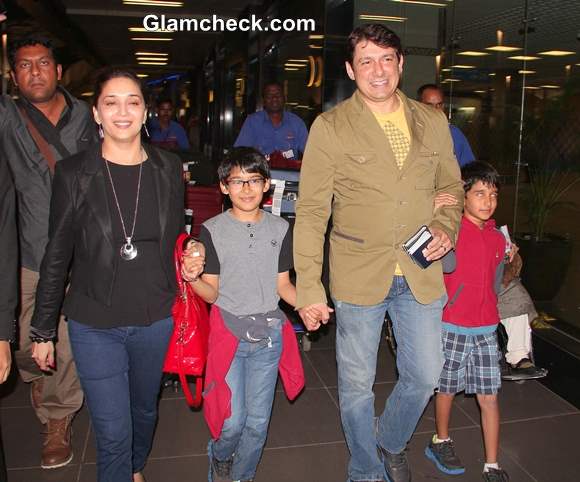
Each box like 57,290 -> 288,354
417,83 -> 441,100
8,36 -> 58,71
157,98 -> 173,108
461,161 -> 501,193
346,23 -> 403,65
93,67 -> 144,107
262,81 -> 284,97
218,147 -> 270,183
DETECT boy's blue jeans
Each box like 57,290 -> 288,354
68,317 -> 173,482
210,320 -> 282,481
334,276 -> 445,482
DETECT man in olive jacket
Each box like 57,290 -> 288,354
294,25 -> 463,482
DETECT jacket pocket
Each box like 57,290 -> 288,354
332,229 -> 365,244
447,283 -> 464,307
346,152 -> 376,165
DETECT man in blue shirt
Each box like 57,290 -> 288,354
418,84 -> 475,167
234,82 -> 308,160
149,99 -> 190,151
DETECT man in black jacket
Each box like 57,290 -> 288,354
1,35 -> 96,469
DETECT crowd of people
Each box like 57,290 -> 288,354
0,16 -> 547,482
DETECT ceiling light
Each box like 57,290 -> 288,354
123,1 -> 183,6
524,86 -> 541,90
129,27 -> 173,33
451,65 -> 476,69
441,78 -> 461,83
134,52 -> 168,56
458,51 -> 490,57
474,90 -> 486,93
309,35 -> 324,40
284,68 -> 299,71
389,0 -> 447,6
309,44 -> 323,49
485,46 -> 521,52
138,61 -> 168,66
137,57 -> 169,61
284,63 -> 307,67
287,59 -> 309,63
539,85 -> 560,89
458,107 -> 476,112
538,50 -> 575,56
137,74 -> 149,78
81,92 -> 94,97
359,14 -> 407,22
518,70 -> 536,74
131,37 -> 173,42
508,55 -> 540,61
489,73 -> 496,76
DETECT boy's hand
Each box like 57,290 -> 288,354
423,227 -> 453,261
299,303 -> 333,331
433,193 -> 458,213
181,240 -> 206,282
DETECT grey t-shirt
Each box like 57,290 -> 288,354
199,210 -> 293,315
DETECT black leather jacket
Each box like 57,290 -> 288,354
31,143 -> 184,338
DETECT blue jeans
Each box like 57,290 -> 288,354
209,320 -> 282,481
334,276 -> 445,482
68,317 -> 173,482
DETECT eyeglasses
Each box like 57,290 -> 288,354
226,177 -> 266,189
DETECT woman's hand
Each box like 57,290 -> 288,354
507,243 -> 519,263
32,341 -> 55,372
0,341 -> 11,384
181,239 -> 206,282
433,193 -> 459,213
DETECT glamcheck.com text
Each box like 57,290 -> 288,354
143,14 -> 316,33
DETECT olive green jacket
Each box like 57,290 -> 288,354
294,89 -> 464,308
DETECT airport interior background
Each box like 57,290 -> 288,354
1,0 -> 580,481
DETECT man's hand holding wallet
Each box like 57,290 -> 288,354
403,225 -> 454,269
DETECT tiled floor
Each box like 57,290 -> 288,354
2,325 -> 579,482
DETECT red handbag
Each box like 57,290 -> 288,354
163,233 -> 209,407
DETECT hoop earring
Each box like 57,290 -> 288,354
143,123 -> 150,138
98,124 -> 104,139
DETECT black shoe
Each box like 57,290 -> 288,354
379,446 -> 410,482
502,358 -> 548,381
482,467 -> 509,481
424,437 -> 465,475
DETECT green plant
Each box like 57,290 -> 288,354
526,167 -> 580,241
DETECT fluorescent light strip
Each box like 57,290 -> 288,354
390,0 -> 447,6
309,35 -> 324,40
286,59 -> 309,63
538,50 -> 575,56
508,55 -> 540,61
451,65 -> 476,69
81,92 -> 94,97
134,52 -> 168,56
131,38 -> 173,42
123,1 -> 183,7
309,44 -> 322,49
129,27 -> 173,33
359,14 -> 407,22
539,85 -> 559,89
441,78 -> 461,82
485,46 -> 521,52
458,51 -> 490,57
284,63 -> 307,67
137,57 -> 169,61
474,90 -> 486,93
518,70 -> 536,74
284,68 -> 299,71
137,74 -> 149,78
138,61 -> 168,65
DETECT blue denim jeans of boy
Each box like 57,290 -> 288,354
210,320 -> 282,481
68,317 -> 173,482
334,276 -> 445,482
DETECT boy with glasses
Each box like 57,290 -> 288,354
187,147 -> 307,482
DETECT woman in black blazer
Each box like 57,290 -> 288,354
30,68 -> 204,482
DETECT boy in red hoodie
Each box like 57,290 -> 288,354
425,162 -> 509,482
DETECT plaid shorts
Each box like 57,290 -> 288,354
438,328 -> 501,395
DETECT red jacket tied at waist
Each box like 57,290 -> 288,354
203,305 -> 305,440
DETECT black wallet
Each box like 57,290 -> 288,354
402,225 -> 433,269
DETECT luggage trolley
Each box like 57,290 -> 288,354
263,168 -> 312,351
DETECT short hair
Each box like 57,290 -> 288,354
346,23 -> 403,65
262,81 -> 283,97
93,67 -> 144,108
461,161 -> 501,193
417,83 -> 441,100
8,36 -> 58,71
157,98 -> 173,108
218,147 -> 270,183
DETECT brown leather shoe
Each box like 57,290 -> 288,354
41,415 -> 74,469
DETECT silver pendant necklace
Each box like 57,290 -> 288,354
103,150 -> 144,261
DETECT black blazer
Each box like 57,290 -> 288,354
31,143 -> 184,337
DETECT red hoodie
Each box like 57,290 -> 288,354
443,216 -> 506,329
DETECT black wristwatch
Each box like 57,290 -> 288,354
29,336 -> 52,344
